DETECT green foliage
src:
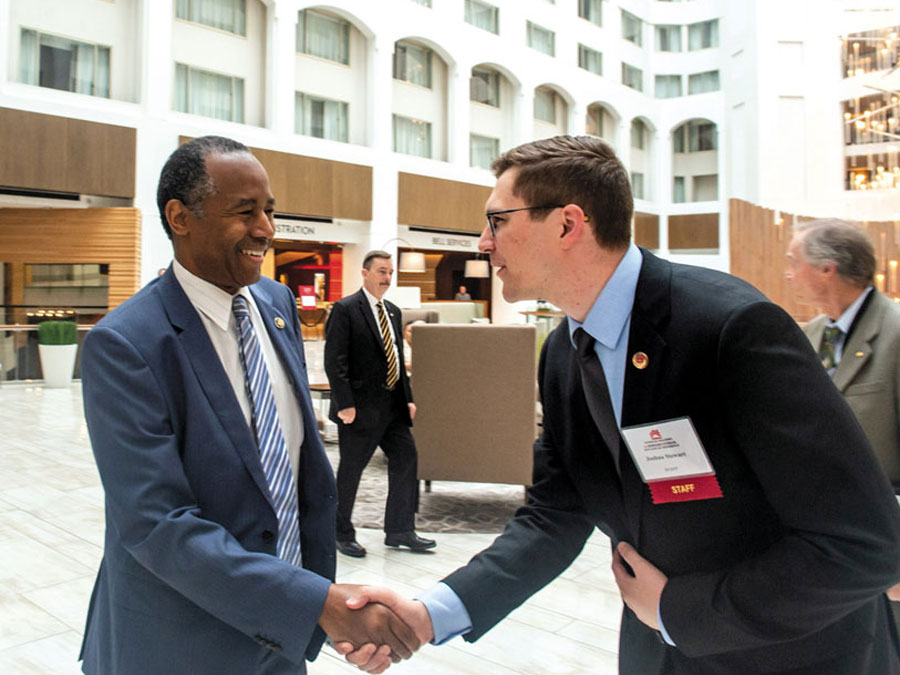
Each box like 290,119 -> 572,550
37,321 -> 77,345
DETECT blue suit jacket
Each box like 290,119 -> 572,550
79,269 -> 337,675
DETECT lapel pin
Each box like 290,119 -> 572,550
855,351 -> 863,357
632,352 -> 649,370
274,317 -> 285,330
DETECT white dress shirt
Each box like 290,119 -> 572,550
172,260 -> 303,478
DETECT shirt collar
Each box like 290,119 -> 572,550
568,243 -> 642,349
172,259 -> 251,332
830,286 -> 873,334
361,286 -> 385,308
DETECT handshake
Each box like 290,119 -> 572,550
318,584 -> 433,673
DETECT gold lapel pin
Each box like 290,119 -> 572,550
274,317 -> 286,330
632,352 -> 649,369
855,351 -> 863,357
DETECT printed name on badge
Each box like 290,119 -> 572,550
620,417 -> 723,504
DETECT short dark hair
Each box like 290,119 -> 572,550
491,135 -> 633,249
156,136 -> 251,239
793,219 -> 876,288
363,250 -> 392,269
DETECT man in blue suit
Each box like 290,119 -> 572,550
79,136 -> 418,674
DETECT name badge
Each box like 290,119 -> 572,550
620,417 -> 723,504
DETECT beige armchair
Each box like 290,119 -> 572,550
410,324 -> 537,486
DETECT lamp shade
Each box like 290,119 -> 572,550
464,259 -> 490,278
398,251 -> 426,273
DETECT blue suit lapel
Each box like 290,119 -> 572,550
157,271 -> 272,503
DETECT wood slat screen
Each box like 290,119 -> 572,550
0,208 -> 141,310
398,173 -> 491,234
728,198 -> 900,322
0,108 -> 136,198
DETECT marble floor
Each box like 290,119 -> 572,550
0,382 -> 622,675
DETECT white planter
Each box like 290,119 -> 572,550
38,344 -> 78,388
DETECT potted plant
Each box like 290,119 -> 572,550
37,320 -> 78,388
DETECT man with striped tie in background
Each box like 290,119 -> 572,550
325,251 -> 436,558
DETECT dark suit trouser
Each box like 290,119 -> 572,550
335,388 -> 418,540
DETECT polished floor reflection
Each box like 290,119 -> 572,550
0,383 -> 621,674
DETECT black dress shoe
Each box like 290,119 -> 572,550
384,532 -> 436,551
336,539 -> 367,558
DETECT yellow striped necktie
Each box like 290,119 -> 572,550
376,301 -> 399,389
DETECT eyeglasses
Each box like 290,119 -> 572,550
485,204 -> 589,237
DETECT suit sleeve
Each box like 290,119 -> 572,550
660,301 -> 900,656
324,300 -> 354,411
81,325 -> 332,666
441,337 -> 594,640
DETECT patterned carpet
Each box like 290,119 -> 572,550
323,444 -> 526,534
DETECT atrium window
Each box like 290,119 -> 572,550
19,30 -> 110,98
176,0 -> 246,36
534,87 -> 557,123
672,121 -> 717,152
688,70 -> 719,94
295,92 -> 348,142
656,25 -> 682,52
527,22 -> 555,57
655,74 -> 682,98
470,134 -> 499,169
393,115 -> 432,158
470,67 -> 500,107
465,0 -> 499,34
688,19 -> 719,50
622,63 -> 643,92
631,119 -> 647,149
578,44 -> 603,76
622,10 -> 643,46
174,63 -> 244,123
297,10 -> 350,65
673,176 -> 686,202
631,172 -> 645,199
394,41 -> 433,88
579,0 -> 603,27
842,26 -> 900,77
586,104 -> 611,138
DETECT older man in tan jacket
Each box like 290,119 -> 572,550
787,217 -> 900,612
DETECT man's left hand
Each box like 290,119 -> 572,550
408,403 -> 416,420
612,541 -> 667,630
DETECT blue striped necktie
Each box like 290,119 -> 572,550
232,295 -> 301,565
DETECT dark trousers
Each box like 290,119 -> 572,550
335,389 -> 418,540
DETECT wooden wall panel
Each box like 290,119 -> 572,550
180,137 -> 372,220
0,108 -> 136,198
668,213 -> 719,250
633,212 -> 659,249
398,173 -> 491,234
0,208 -> 141,310
728,198 -> 899,322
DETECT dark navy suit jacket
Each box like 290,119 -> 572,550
79,269 -> 336,674
443,249 -> 900,674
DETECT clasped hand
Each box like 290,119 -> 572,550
319,584 -> 425,670
326,586 -> 434,674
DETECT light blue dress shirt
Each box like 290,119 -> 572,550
420,244 -> 651,644
826,286 -> 873,368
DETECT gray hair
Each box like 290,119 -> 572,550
793,219 -> 875,288
156,136 -> 251,239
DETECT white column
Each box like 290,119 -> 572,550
570,99 -> 586,136
515,84 -> 535,145
266,0 -> 300,135
140,0 -> 172,120
655,128 -> 671,254
0,0 -> 10,88
449,60 -> 470,167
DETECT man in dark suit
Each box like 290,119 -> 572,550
79,136 -> 418,674
325,251 -> 435,558
338,136 -> 900,674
